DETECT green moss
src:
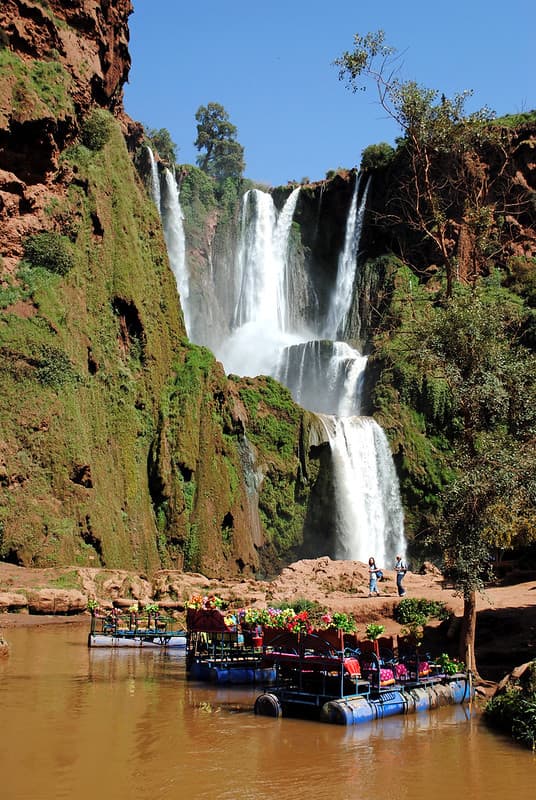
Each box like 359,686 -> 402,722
183,522 -> 200,571
0,48 -> 74,121
0,275 -> 23,309
0,115 -> 184,570
178,165 -> 217,250
258,473 -> 306,554
23,232 -> 75,276
238,376 -> 300,462
35,345 -> 79,388
49,569 -> 82,590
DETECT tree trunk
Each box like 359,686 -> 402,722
459,590 -> 479,678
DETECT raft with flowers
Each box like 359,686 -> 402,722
185,597 -> 360,686
186,601 -> 276,685
254,629 -> 473,724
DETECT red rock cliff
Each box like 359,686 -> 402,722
0,0 -> 137,269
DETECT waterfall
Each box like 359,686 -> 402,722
233,189 -> 279,328
167,174 -> 405,565
217,187 -> 307,377
146,146 -> 161,216
275,341 -> 367,416
273,187 -> 301,332
324,173 -> 371,340
233,187 -> 300,330
161,168 -> 190,334
320,416 -> 406,566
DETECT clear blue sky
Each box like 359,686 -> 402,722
124,0 -> 535,187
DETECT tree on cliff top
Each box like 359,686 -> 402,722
194,102 -> 245,181
146,127 -> 177,166
334,31 -> 503,297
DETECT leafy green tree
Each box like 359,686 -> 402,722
361,142 -> 395,171
408,288 -> 536,673
194,102 -> 245,180
145,127 -> 177,165
334,31 -> 504,297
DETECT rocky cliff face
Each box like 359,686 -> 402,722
0,1 -> 328,576
361,122 -> 536,284
0,0 -> 138,269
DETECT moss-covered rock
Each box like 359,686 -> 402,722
0,118 -> 185,571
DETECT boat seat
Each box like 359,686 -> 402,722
343,657 -> 361,677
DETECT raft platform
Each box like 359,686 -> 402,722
88,610 -> 186,648
254,631 -> 472,724
186,608 -> 276,685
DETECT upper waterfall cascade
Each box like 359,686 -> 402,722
217,187 -> 310,378
146,146 -> 161,217
160,171 -> 406,564
324,174 -> 371,340
161,168 -> 190,335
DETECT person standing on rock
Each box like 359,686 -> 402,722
394,555 -> 407,597
368,557 -> 380,597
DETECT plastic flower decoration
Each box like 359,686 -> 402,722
285,610 -> 312,633
204,594 -> 224,610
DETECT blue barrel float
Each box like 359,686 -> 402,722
319,677 -> 471,725
254,676 -> 472,725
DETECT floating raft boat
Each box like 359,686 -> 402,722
186,608 -> 276,685
88,610 -> 186,648
319,678 -> 471,724
254,631 -> 473,724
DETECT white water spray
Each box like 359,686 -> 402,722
324,174 -> 371,340
320,416 -> 406,565
146,146 -> 161,216
275,340 -> 367,416
217,188 -> 307,377
161,168 -> 190,334
233,187 -> 300,330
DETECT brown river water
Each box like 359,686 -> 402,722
1,622 -> 534,800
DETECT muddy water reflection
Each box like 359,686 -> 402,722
0,623 -> 534,800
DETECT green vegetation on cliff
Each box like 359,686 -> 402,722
0,117 -> 184,570
370,258 -> 536,553
0,47 -> 74,123
236,376 -> 312,567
